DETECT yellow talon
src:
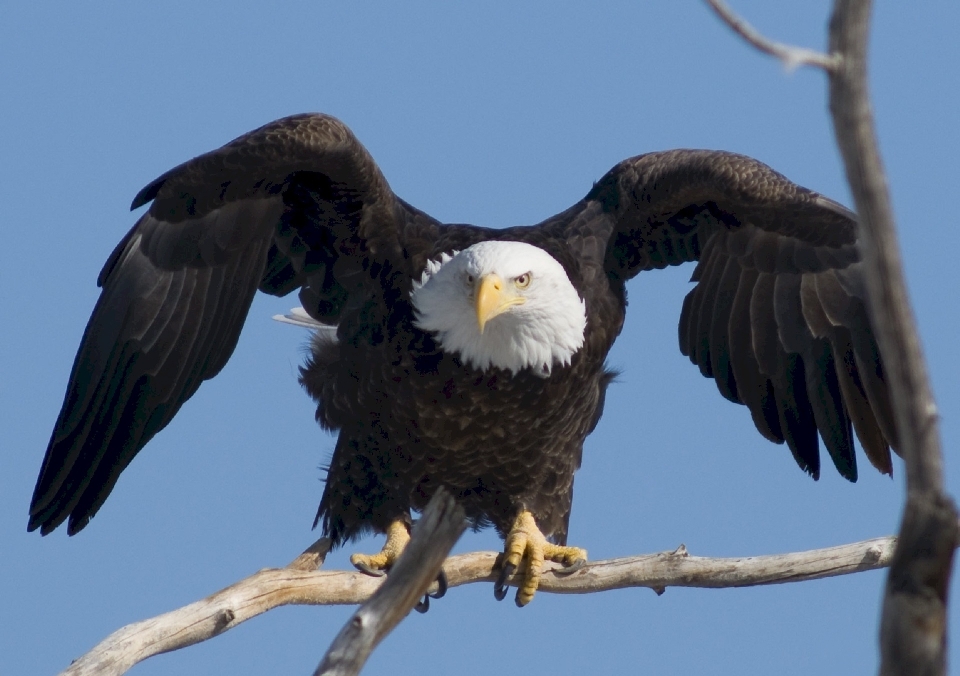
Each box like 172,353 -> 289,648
496,511 -> 587,606
350,520 -> 411,575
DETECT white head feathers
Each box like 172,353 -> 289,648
410,241 -> 587,377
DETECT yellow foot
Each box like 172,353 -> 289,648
350,520 -> 410,576
495,511 -> 587,607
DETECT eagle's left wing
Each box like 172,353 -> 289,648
29,114 -> 408,535
586,150 -> 897,481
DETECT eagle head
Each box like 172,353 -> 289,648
410,240 -> 587,377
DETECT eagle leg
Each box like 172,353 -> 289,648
494,510 -> 587,607
352,519 -> 448,612
350,520 -> 411,575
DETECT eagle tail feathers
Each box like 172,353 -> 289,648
272,307 -> 337,332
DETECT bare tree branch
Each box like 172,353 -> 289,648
825,2 -> 959,674
826,0 -> 945,497
704,1 -> 959,674
704,0 -> 839,71
61,535 -> 912,676
314,488 -> 466,676
59,537 -> 332,676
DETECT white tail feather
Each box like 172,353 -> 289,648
272,307 -> 337,334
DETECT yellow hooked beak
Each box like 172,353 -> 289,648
476,274 -> 526,334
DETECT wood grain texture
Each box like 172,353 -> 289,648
61,535 -> 912,676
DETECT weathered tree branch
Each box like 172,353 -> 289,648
705,2 -> 959,675
314,489 -> 466,676
59,536 -> 330,676
826,2 -> 944,496
826,3 -> 959,674
61,535 -> 909,675
705,0 -> 839,71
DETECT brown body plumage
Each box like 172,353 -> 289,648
299,224 -> 621,544
30,114 -> 897,557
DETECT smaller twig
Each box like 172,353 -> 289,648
314,489 -> 466,676
289,537 -> 333,572
705,0 -> 840,71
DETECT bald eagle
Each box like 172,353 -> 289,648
29,113 -> 898,606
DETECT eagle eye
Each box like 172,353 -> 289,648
514,273 -> 531,289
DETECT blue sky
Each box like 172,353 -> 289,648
2,1 -> 958,674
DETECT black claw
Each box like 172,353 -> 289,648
428,569 -> 448,600
514,591 -> 526,608
353,561 -> 387,577
414,595 -> 430,613
494,562 -> 516,601
555,558 -> 586,576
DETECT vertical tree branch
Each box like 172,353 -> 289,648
704,0 -> 958,672
826,1 -> 959,675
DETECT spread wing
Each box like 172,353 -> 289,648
30,113 -> 427,535
587,149 -> 898,480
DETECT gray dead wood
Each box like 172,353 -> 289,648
314,488 -> 466,676
705,1 -> 959,674
705,0 -> 839,71
59,537 -> 332,676
827,3 -> 959,674
60,535 -> 915,676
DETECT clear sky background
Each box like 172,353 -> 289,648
2,2 -> 958,675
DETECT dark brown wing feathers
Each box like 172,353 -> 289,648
590,149 -> 897,480
29,114 -> 406,535
33,117 -> 897,539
